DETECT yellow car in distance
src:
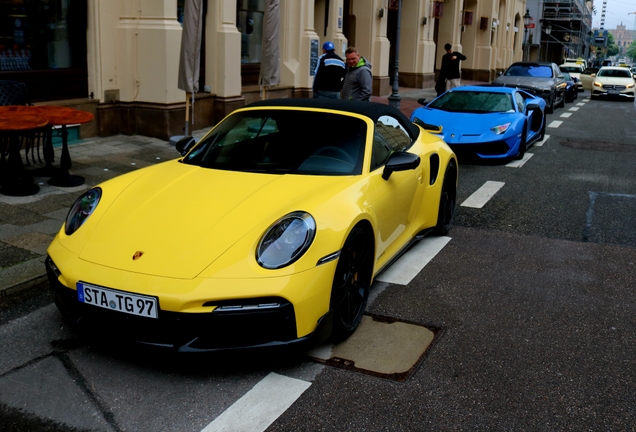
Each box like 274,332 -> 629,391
46,99 -> 458,352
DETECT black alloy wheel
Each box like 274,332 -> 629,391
330,226 -> 372,342
557,92 -> 566,108
546,95 -> 555,114
433,161 -> 457,236
515,121 -> 528,160
539,116 -> 546,141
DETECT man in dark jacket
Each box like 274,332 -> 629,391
312,41 -> 347,99
440,43 -> 466,91
342,47 -> 373,101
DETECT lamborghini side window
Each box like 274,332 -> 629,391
514,92 -> 525,112
371,115 -> 412,171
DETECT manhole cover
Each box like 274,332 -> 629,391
307,314 -> 442,382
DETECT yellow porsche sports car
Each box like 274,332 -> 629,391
46,99 -> 457,352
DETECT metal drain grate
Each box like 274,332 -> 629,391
307,313 -> 443,382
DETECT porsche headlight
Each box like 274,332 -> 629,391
65,188 -> 101,235
491,123 -> 511,135
257,211 -> 316,269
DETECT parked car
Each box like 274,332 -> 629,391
579,67 -> 600,90
591,66 -> 636,100
560,63 -> 584,92
492,62 -> 566,113
410,85 -> 546,160
561,72 -> 579,102
46,98 -> 458,352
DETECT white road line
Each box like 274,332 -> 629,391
376,236 -> 451,285
560,112 -> 572,118
506,152 -> 534,168
583,98 -> 590,102
461,181 -> 505,209
576,103 -> 585,106
569,107 -> 580,111
548,120 -> 563,128
533,134 -> 550,147
201,373 -> 311,432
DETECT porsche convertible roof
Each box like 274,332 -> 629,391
245,98 -> 419,137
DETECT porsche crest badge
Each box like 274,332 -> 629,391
132,251 -> 144,261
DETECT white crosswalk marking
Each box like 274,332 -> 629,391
201,373 -> 311,432
569,107 -> 580,111
560,113 -> 572,118
533,134 -> 550,147
376,236 -> 451,285
461,181 -> 505,209
506,153 -> 534,168
548,120 -> 563,128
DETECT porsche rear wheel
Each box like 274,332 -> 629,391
433,161 -> 457,236
330,226 -> 372,342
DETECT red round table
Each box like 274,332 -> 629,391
0,112 -> 49,196
0,105 -> 95,187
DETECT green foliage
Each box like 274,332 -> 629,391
607,33 -> 619,56
627,41 -> 636,61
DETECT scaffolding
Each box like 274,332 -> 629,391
541,0 -> 593,62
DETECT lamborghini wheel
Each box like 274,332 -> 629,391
515,121 -> 527,160
330,226 -> 372,342
433,161 -> 457,236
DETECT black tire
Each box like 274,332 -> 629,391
546,94 -> 555,114
330,226 -> 372,342
539,116 -> 546,141
557,93 -> 566,108
515,121 -> 528,160
433,161 -> 457,236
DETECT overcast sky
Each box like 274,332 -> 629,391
593,0 -> 636,30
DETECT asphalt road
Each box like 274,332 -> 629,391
1,95 -> 636,431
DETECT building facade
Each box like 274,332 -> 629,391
0,0 -> 527,140
609,24 -> 636,56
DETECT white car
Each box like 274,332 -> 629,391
579,67 -> 599,91
591,67 -> 636,100
560,63 -> 584,92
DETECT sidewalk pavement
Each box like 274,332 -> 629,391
0,82 -> 484,295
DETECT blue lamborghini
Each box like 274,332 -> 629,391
410,86 -> 547,159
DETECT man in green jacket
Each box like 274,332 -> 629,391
342,47 -> 372,101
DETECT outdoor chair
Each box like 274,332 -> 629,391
0,80 -> 45,166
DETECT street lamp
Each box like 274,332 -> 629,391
523,9 -> 533,61
544,22 -> 552,62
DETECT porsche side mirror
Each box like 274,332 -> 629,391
417,98 -> 428,106
175,136 -> 196,156
382,152 -> 421,180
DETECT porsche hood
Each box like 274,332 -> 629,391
76,162 -> 344,279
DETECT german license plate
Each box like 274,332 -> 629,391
607,90 -> 619,95
77,282 -> 158,319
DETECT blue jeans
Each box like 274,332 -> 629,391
313,90 -> 341,99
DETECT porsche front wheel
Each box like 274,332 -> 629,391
433,161 -> 457,236
330,226 -> 372,342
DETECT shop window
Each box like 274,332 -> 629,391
237,0 -> 265,86
0,0 -> 87,101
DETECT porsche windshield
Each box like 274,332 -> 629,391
182,110 -> 367,175
429,91 -> 514,113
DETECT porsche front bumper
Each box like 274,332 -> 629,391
46,244 -> 337,352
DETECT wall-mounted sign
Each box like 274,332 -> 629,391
432,2 -> 443,18
310,39 -> 319,76
480,17 -> 488,31
463,11 -> 473,26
